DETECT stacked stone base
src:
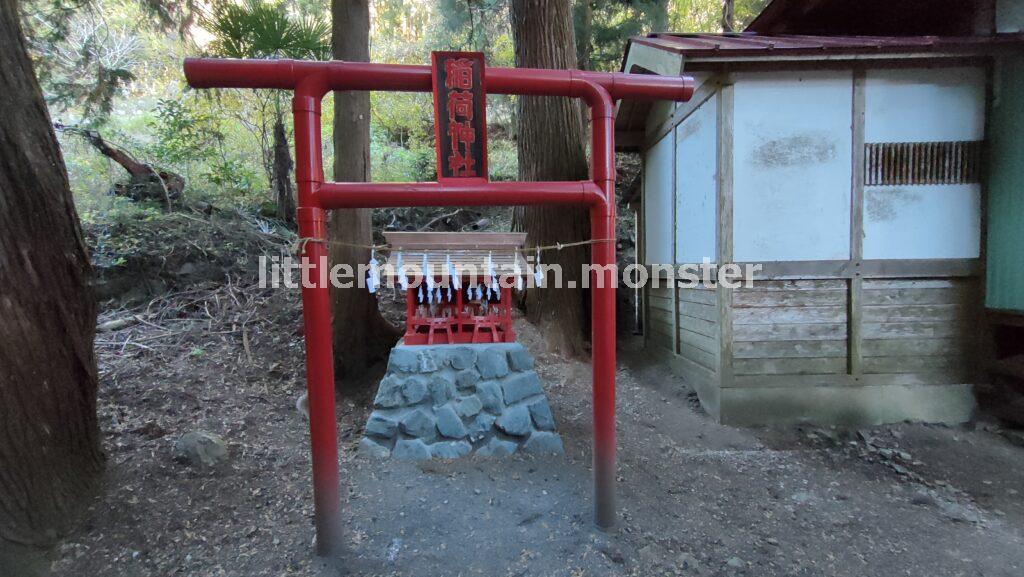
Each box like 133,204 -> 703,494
360,342 -> 564,460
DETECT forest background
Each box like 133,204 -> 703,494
30,0 -> 767,228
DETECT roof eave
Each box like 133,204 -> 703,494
680,49 -> 1003,64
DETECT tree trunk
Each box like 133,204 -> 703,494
721,0 -> 735,32
0,2 -> 104,573
272,111 -> 296,225
511,0 -> 591,356
329,0 -> 400,389
575,0 -> 594,71
649,0 -> 670,31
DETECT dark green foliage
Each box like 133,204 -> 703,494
148,97 -> 260,198
138,0 -> 200,33
198,0 -> 329,224
49,64 -> 136,120
150,98 -> 222,165
201,0 -> 330,60
34,0 -> 773,222
22,0 -> 200,121
202,158 -> 261,196
573,0 -> 771,71
435,0 -> 508,51
574,0 -> 669,71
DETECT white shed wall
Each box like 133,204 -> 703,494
732,70 -> 853,262
864,184 -> 982,259
675,95 -> 718,263
997,0 -> 1024,33
644,133 -> 674,265
863,67 -> 985,260
864,67 -> 986,143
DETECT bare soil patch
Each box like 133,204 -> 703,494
49,243 -> 1024,577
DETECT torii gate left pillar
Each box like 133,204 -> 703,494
184,55 -> 693,555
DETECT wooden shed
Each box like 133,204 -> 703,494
617,33 -> 1024,426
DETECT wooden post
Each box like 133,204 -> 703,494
716,80 -> 735,390
849,68 -> 866,380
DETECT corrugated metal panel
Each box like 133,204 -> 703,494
987,56 -> 1024,313
865,141 -> 982,186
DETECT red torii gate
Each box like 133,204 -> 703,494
183,55 -> 692,555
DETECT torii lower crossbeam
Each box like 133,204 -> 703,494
183,57 -> 693,556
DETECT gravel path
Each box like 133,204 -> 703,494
51,288 -> 1024,576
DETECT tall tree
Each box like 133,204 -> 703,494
721,0 -> 735,32
511,0 -> 591,355
0,1 -> 104,573
573,0 -> 669,72
201,0 -> 330,224
575,0 -> 595,70
329,0 -> 401,386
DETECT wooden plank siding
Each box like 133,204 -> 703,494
647,285 -> 676,355
676,284 -> 720,373
723,277 -> 982,384
860,278 -> 983,376
730,280 -> 849,377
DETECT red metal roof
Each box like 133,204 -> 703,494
629,33 -> 1024,60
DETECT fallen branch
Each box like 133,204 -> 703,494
55,123 -> 184,203
97,316 -> 140,332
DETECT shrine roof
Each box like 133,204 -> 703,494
382,232 -> 529,279
385,232 -> 527,251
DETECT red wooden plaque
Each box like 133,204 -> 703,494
431,51 -> 488,181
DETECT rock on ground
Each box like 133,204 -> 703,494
173,431 -> 229,467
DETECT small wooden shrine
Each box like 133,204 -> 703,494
384,232 -> 529,345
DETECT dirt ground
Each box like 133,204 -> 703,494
49,281 -> 1024,577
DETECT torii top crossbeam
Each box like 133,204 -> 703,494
183,55 -> 692,557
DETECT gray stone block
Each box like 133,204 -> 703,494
467,413 -> 496,442
393,439 -> 432,460
477,436 -> 518,457
428,373 -> 456,406
523,431 -> 564,454
446,347 -> 477,370
402,375 -> 428,405
528,398 -> 555,431
365,412 -> 399,439
389,347 -> 418,373
477,347 -> 510,379
475,381 -> 504,413
374,375 -> 405,409
359,437 -> 391,459
173,431 -> 229,467
507,346 -> 535,371
365,344 -> 561,460
455,368 -> 481,390
416,349 -> 439,372
495,405 -> 532,437
502,372 -> 543,405
435,404 -> 468,439
400,409 -> 436,438
453,394 -> 483,418
431,440 -> 472,459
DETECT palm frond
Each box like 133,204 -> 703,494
199,0 -> 329,60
